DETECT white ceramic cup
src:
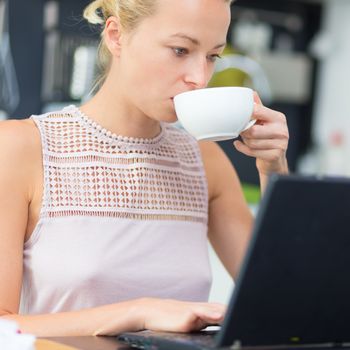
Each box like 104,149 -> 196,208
173,86 -> 255,142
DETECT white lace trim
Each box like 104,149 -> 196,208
31,106 -> 208,224
71,105 -> 166,145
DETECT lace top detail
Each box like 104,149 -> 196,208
20,106 -> 211,314
35,105 -> 208,224
77,107 -> 166,145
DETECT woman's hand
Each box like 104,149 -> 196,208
234,92 -> 289,177
135,298 -> 226,333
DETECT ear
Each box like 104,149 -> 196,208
253,91 -> 263,106
104,16 -> 123,57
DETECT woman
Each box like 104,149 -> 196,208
0,0 -> 288,336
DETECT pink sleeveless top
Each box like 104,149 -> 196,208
20,105 -> 212,314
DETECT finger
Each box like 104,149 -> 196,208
234,140 -> 258,158
253,91 -> 263,105
192,318 -> 210,332
196,302 -> 227,310
240,123 -> 289,140
252,104 -> 286,123
197,304 -> 227,319
240,137 -> 288,151
193,307 -> 225,323
234,140 -> 285,161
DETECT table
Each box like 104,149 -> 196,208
37,336 -> 132,350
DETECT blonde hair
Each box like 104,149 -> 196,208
84,0 -> 234,89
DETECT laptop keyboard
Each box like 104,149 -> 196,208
155,330 -> 217,346
119,329 -> 219,348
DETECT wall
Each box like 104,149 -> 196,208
208,244 -> 234,304
312,0 -> 350,165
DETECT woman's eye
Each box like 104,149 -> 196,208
173,48 -> 188,56
208,54 -> 222,63
172,48 -> 222,62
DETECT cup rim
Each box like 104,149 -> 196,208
173,86 -> 253,101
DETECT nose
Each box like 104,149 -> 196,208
184,57 -> 211,89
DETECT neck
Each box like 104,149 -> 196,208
80,73 -> 161,139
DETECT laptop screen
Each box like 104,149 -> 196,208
218,174 -> 350,348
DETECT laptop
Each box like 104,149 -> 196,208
118,174 -> 350,349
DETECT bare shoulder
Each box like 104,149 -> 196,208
198,140 -> 226,159
0,117 -> 38,139
198,141 -> 241,201
198,140 -> 237,174
0,118 -> 40,157
0,118 -> 41,194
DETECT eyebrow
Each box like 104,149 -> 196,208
169,33 -> 226,49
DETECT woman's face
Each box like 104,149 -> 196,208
114,0 -> 231,123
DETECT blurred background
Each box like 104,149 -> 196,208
1,0 -> 349,303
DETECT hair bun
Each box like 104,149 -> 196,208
83,0 -> 107,26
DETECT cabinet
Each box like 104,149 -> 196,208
8,0 -> 95,119
217,0 -> 323,183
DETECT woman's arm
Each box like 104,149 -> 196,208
0,121 -> 33,320
199,93 -> 289,279
199,141 -> 253,279
0,121 -> 225,336
3,298 -> 225,336
3,298 -> 226,336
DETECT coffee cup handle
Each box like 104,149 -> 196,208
241,119 -> 257,133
